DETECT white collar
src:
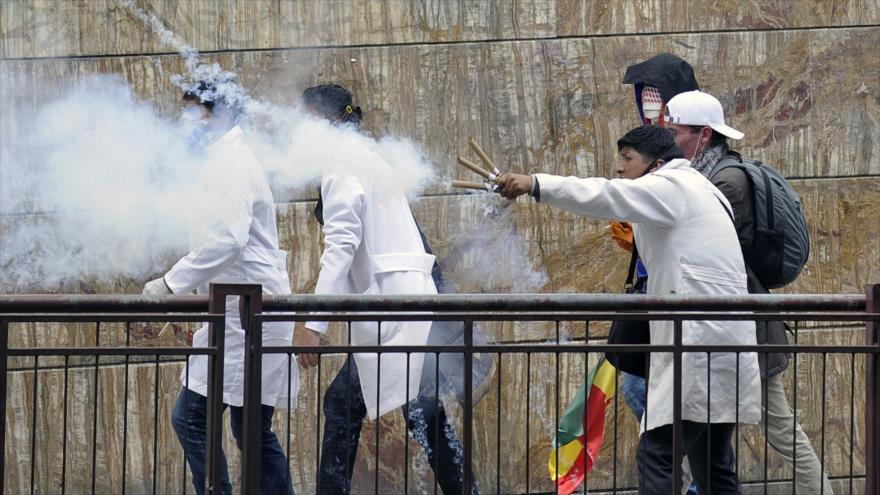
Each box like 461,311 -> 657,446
206,125 -> 243,153
656,158 -> 691,171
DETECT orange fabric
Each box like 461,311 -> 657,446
609,221 -> 634,252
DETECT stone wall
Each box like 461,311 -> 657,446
2,1 -> 878,493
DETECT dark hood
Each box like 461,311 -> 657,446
623,53 -> 699,121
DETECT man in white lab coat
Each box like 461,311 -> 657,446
142,81 -> 296,495
296,84 -> 475,494
495,125 -> 762,494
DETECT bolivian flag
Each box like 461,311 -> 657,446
548,358 -> 618,494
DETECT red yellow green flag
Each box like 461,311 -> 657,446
548,358 -> 618,494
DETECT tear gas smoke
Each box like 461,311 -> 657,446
0,1 -> 537,294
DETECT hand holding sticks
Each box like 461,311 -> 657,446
452,137 -> 502,192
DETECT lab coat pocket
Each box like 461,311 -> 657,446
680,262 -> 747,294
371,252 -> 436,277
240,246 -> 288,269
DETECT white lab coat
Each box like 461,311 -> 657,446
165,126 -> 299,408
535,158 -> 762,432
305,147 -> 436,420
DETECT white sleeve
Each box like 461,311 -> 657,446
164,160 -> 254,293
305,172 -> 366,334
534,172 -> 685,228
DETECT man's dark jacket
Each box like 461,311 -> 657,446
711,150 -> 790,378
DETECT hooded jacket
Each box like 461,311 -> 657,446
623,53 -> 700,122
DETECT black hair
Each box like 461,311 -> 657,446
301,84 -> 363,126
616,124 -> 684,163
181,80 -> 242,117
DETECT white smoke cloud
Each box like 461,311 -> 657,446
0,74 -> 437,292
0,77 -> 201,290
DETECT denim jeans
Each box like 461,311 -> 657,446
171,387 -> 294,495
621,371 -> 648,420
318,358 -> 478,495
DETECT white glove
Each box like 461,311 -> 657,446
142,277 -> 172,295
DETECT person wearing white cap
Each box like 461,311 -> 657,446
666,90 -> 833,495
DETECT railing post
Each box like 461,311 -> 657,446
462,319 -> 473,494
866,284 -> 880,495
0,319 -> 7,495
672,319 -> 683,493
240,285 -> 263,495
205,284 -> 227,495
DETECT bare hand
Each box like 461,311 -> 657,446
295,327 -> 323,368
494,173 -> 532,200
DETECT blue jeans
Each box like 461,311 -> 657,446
621,373 -> 699,495
171,387 -> 294,495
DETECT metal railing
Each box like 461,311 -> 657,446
1,284 -> 878,494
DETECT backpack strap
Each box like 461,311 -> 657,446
715,196 -> 735,224
711,156 -> 776,231
624,244 -> 639,289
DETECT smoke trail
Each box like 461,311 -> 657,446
442,195 -> 549,293
117,0 -> 435,199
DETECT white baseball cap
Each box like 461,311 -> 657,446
665,90 -> 744,140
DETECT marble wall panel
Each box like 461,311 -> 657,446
0,0 -> 558,59
789,177 -> 880,294
557,0 -> 880,36
3,361 -> 188,494
3,1 -> 878,60
0,37 -> 600,206
2,28 -> 876,215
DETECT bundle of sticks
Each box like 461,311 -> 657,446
452,138 -> 502,192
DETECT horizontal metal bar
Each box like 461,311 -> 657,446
0,294 -> 209,313
261,312 -> 878,322
0,314 -> 222,323
261,293 -> 866,312
6,347 -> 217,356
265,344 -> 880,355
0,293 -> 865,313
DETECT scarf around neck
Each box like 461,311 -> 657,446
689,142 -> 729,178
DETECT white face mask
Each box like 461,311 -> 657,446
179,106 -> 210,148
181,105 -> 208,123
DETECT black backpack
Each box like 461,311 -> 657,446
711,157 -> 810,289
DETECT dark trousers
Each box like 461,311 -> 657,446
318,358 -> 476,495
171,387 -> 294,495
637,421 -> 740,495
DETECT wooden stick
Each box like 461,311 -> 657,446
468,138 -> 500,175
457,156 -> 494,180
158,322 -> 174,338
452,180 -> 490,191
